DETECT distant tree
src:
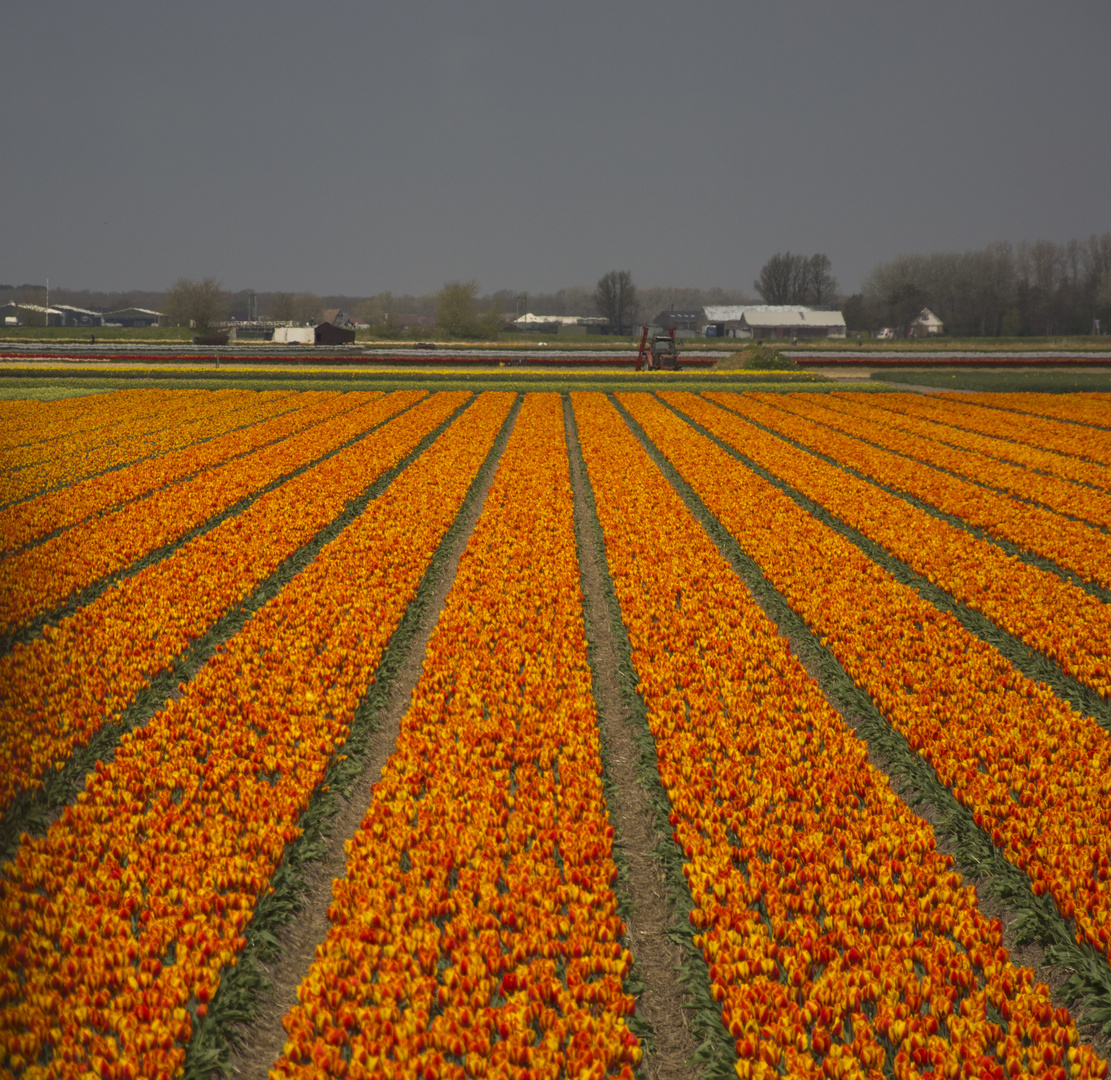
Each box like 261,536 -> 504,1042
755,253 -> 837,305
754,253 -> 796,304
292,293 -> 323,324
437,280 -> 480,336
163,278 -> 226,333
269,292 -> 295,322
886,282 -> 929,338
807,254 -> 839,304
353,292 -> 397,329
594,270 -> 638,334
840,293 -> 879,333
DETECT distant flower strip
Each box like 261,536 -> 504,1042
946,392 -> 1111,432
574,392 -> 1104,1080
0,392 -> 468,815
758,393 -> 1111,532
0,391 -> 422,634
664,392 -> 1111,702
710,393 -> 1111,590
0,392 -> 514,1079
841,393 -> 1111,492
270,392 -> 638,1080
0,389 -> 316,554
0,389 -> 280,505
624,393 -> 1111,989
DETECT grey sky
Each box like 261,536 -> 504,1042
3,0 -> 1108,297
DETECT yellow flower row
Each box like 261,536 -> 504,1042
714,392 -> 1111,590
0,392 -> 514,1079
1,389 -> 288,506
848,393 -> 1111,479
271,393 -> 640,1080
623,393 -> 1111,991
0,391 -> 423,634
947,392 -> 1111,433
573,392 -> 1104,1080
759,393 -> 1111,532
0,390 -> 334,554
666,391 -> 1111,702
0,392 -> 471,816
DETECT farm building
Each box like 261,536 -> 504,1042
314,321 -> 357,346
102,307 -> 163,327
652,310 -> 703,332
54,305 -> 104,326
702,305 -> 847,339
272,326 -> 315,345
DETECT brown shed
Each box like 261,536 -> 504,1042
314,322 -> 357,346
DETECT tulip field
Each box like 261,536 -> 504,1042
2,386 -> 1111,1079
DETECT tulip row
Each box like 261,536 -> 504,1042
0,391 -> 470,817
573,392 -> 1104,1079
0,392 -> 140,452
949,392 -> 1111,431
270,392 -> 640,1080
710,392 -> 1111,591
0,390 -> 422,635
1,388 -> 285,506
623,392 -> 1111,986
0,391 -> 515,1079
663,391 -> 1111,703
1,389 -> 321,554
850,392 -> 1111,477
759,393 -> 1111,532
836,392 -> 1111,493
1,388 -> 205,460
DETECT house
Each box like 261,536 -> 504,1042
102,307 -> 163,327
701,305 -> 846,340
321,308 -> 368,329
0,302 -> 68,326
911,308 -> 944,336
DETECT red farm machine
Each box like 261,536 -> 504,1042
635,325 -> 681,371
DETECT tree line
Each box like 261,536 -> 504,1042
844,234 -> 1111,337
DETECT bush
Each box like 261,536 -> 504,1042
717,346 -> 799,370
